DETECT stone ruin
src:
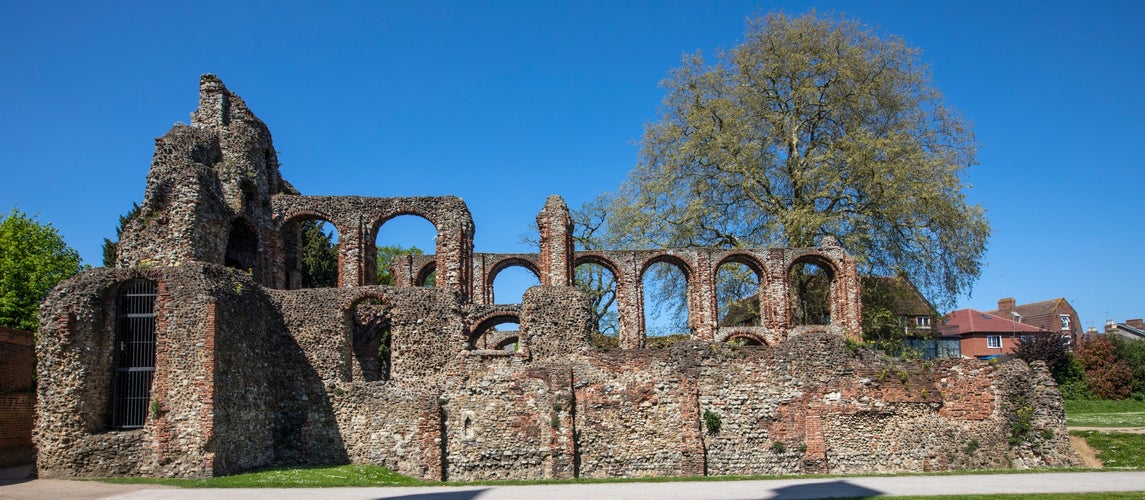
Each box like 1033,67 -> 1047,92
35,75 -> 1080,479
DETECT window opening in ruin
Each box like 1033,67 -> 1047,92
716,261 -> 761,327
574,261 -> 619,347
374,215 -> 436,286
352,299 -> 391,381
788,260 -> 833,326
414,261 -> 436,287
490,264 -> 539,305
111,279 -> 157,429
469,316 -> 520,351
284,217 -> 339,289
642,260 -> 689,342
727,334 -> 764,346
224,218 -> 259,275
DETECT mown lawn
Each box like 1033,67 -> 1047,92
1065,400 -> 1145,427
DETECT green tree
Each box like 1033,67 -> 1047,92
0,209 -> 85,331
376,245 -> 429,286
101,202 -> 140,267
607,12 -> 988,309
300,220 -> 338,288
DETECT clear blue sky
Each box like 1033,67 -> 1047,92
2,1 -> 1142,330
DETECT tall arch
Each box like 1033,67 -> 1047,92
639,254 -> 693,343
486,257 -> 541,305
786,254 -> 840,328
281,213 -> 342,289
714,253 -> 767,328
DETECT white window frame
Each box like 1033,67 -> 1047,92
1060,314 -> 1071,330
987,335 -> 1002,349
915,316 -> 932,329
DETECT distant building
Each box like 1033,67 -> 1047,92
939,308 -> 1048,359
987,297 -> 1082,348
1105,318 -> 1145,341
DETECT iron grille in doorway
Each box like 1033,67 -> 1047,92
111,279 -> 157,429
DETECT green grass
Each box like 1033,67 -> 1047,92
99,464 -> 422,488
1065,399 -> 1145,427
1072,431 -> 1145,469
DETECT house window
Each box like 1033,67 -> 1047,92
1060,314 -> 1071,330
987,335 -> 1002,349
111,280 -> 158,429
914,316 -> 932,329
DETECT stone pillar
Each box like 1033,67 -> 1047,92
338,216 -> 367,287
435,197 -> 475,300
536,195 -> 575,287
616,253 -> 644,349
689,251 -> 716,341
763,249 -> 790,333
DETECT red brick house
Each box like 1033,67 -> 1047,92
939,308 -> 1048,359
988,297 -> 1082,347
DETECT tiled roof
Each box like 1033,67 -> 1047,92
862,276 -> 935,317
986,298 -> 1065,319
939,308 -> 1048,336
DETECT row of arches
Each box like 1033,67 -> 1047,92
396,249 -> 855,348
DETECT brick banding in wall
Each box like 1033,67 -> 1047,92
34,75 -> 1081,480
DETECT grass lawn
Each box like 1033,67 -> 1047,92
100,464 -> 421,488
1071,431 -> 1145,469
1065,400 -> 1145,427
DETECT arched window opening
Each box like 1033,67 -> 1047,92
374,215 -> 437,286
727,334 -> 765,346
490,265 -> 540,305
111,279 -> 157,429
789,260 -> 833,326
352,299 -> 391,382
239,180 -> 259,213
717,261 -> 761,326
283,217 -> 339,289
642,260 -> 689,345
415,261 -> 437,287
574,261 -> 619,348
224,218 -> 259,274
469,316 -> 520,351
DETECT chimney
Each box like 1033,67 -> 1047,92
998,297 -> 1015,313
1128,319 -> 1144,330
1106,319 -> 1117,332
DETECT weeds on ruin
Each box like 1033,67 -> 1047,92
702,409 -> 722,434
770,441 -> 786,454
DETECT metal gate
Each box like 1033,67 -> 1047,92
111,280 -> 157,429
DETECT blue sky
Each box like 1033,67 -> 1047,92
2,1 -> 1142,330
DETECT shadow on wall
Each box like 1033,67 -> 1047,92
268,299 -> 350,466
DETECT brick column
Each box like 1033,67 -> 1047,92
689,251 -> 716,341
536,195 -> 574,287
616,254 -> 644,349
678,377 -> 706,476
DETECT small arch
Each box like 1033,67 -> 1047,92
239,179 -> 259,214
414,261 -> 437,287
224,217 -> 259,274
468,312 -> 521,350
725,332 -> 767,346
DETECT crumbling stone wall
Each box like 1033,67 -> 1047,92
36,75 -> 1080,480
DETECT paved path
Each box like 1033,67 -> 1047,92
3,471 -> 1145,500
